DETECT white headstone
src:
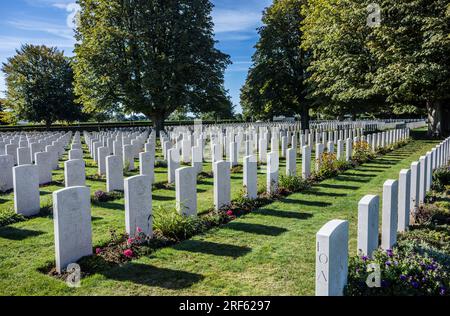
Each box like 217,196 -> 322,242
124,175 -> 152,237
106,155 -> 124,192
357,195 -> 379,258
243,155 -> 258,199
316,219 -> 349,296
398,169 -> 411,232
175,166 -> 197,216
214,160 -> 231,210
381,179 -> 398,250
53,186 -> 92,273
13,164 -> 40,216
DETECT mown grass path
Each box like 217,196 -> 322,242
0,133 -> 440,295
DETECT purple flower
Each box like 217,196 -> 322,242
400,275 -> 407,281
361,256 -> 368,262
411,281 -> 419,289
440,287 -> 446,296
385,261 -> 392,266
386,249 -> 393,257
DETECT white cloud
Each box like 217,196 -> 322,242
8,19 -> 75,40
212,9 -> 262,33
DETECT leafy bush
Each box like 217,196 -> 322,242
153,206 -> 207,241
91,190 -> 123,204
279,174 -> 311,192
346,248 -> 449,296
353,141 -> 374,164
315,152 -> 338,179
431,166 -> 450,192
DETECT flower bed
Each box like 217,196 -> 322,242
346,165 -> 450,296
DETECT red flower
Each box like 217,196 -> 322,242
136,227 -> 142,233
226,210 -> 233,216
123,249 -> 133,258
127,238 -> 134,245
95,248 -> 102,255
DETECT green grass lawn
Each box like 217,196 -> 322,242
0,131 -> 440,295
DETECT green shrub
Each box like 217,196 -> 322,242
153,206 -> 207,241
315,152 -> 338,179
353,141 -> 374,164
0,207 -> 26,227
431,166 -> 450,192
279,174 -> 311,192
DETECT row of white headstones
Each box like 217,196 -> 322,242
0,122 -> 417,274
315,136 -> 450,296
56,125 -> 408,273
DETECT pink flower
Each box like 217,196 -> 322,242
127,238 -> 134,245
226,210 -> 233,216
95,248 -> 102,255
123,249 -> 133,258
136,227 -> 142,233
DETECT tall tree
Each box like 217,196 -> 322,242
241,0 -> 311,129
301,0 -> 386,120
2,44 -> 81,128
368,0 -> 450,135
74,0 -> 233,135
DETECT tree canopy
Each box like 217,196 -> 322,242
1,44 -> 81,127
241,0 -> 311,128
74,0 -> 234,133
301,0 -> 449,132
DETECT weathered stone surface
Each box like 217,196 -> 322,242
244,155 -> 258,199
357,195 -> 379,258
124,175 -> 152,237
316,219 -> 349,296
13,164 -> 40,216
0,154 -> 14,192
381,179 -> 398,250
302,145 -> 311,179
267,151 -> 279,194
64,159 -> 86,187
106,155 -> 124,192
53,186 -> 92,273
398,169 -> 411,232
176,166 -> 197,216
214,160 -> 231,210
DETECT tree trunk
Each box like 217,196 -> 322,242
151,114 -> 165,137
300,105 -> 310,131
45,120 -> 52,131
427,101 -> 442,137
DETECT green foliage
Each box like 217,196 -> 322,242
346,247 -> 449,296
153,206 -> 208,242
301,0 -> 449,127
73,0 -> 233,132
315,152 -> 339,179
352,141 -> 374,164
1,44 -> 82,127
279,174 -> 311,192
241,0 -> 310,126
431,166 -> 450,192
0,207 -> 26,227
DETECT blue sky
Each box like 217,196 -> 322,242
0,0 -> 272,113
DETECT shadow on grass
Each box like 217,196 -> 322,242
255,209 -> 313,220
102,262 -> 204,289
224,222 -> 288,236
94,202 -> 124,210
343,173 -> 378,178
304,191 -> 347,197
0,227 -> 45,240
314,183 -> 360,190
174,240 -> 252,258
334,175 -> 371,183
152,195 -> 175,202
282,198 -> 333,207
